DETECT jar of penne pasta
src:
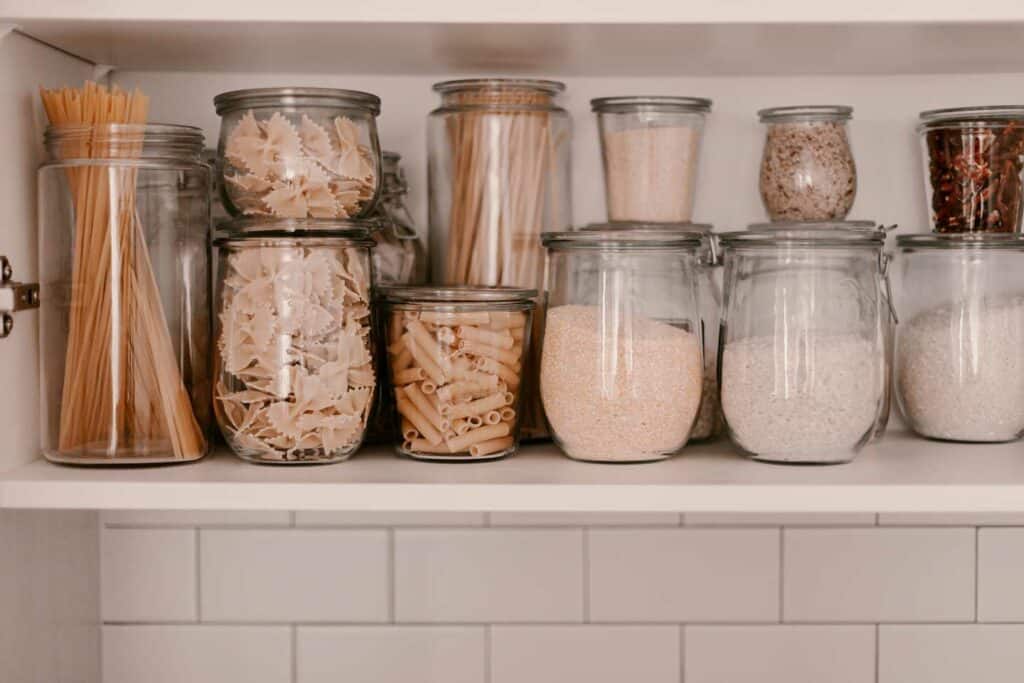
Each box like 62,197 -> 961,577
378,286 -> 537,461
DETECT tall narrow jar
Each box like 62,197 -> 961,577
38,124 -> 212,464
428,78 -> 572,439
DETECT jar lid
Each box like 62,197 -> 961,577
432,78 -> 566,95
542,229 -> 705,250
757,105 -> 853,122
214,217 -> 377,246
719,227 -> 885,248
582,221 -> 713,233
896,233 -> 1024,250
214,87 -> 381,116
44,123 -> 205,160
378,285 -> 537,304
919,105 -> 1024,125
747,220 -> 879,231
590,96 -> 712,113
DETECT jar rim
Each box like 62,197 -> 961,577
918,105 -> 1024,125
719,228 -> 885,247
215,217 -> 377,246
44,123 -> 205,160
590,96 -> 712,113
746,220 -> 881,232
378,285 -> 538,304
432,78 -> 566,95
213,87 -> 381,115
896,233 -> 1024,249
757,105 -> 853,122
582,221 -> 714,233
542,229 -> 704,250
214,234 -> 376,248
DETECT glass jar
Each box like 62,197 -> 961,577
378,286 -> 536,461
718,228 -> 889,464
213,220 -> 377,464
591,96 -> 712,223
369,151 -> 426,285
540,230 -> 705,462
428,78 -> 572,440
758,105 -> 857,222
919,106 -> 1024,233
38,123 -> 211,464
581,222 -> 723,441
214,87 -> 382,220
895,234 -> 1024,442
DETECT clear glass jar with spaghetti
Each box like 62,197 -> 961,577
378,286 -> 537,461
212,220 -> 377,464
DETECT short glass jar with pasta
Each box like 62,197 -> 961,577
214,87 -> 382,220
895,234 -> 1024,442
213,219 -> 377,464
378,286 -> 536,461
717,228 -> 889,464
540,230 -> 705,463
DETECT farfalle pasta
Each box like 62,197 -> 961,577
214,88 -> 382,220
214,233 -> 376,463
379,287 -> 536,460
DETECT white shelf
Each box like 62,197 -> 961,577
4,431 -> 1024,512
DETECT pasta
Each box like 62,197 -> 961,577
389,307 -> 528,458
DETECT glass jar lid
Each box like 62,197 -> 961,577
215,217 -> 377,246
896,233 -> 1024,250
747,220 -> 879,232
433,78 -> 565,95
44,123 -> 205,161
378,285 -> 537,304
542,229 -> 705,250
214,87 -> 381,116
590,96 -> 712,114
757,105 -> 853,123
582,221 -> 713,233
719,227 -> 885,248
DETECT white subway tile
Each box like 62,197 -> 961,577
784,528 -> 974,622
102,510 -> 291,527
490,512 -> 680,526
686,626 -> 875,683
294,511 -> 485,526
200,529 -> 388,622
588,529 -> 778,622
492,626 -> 679,683
879,512 -> 1024,526
101,528 -> 196,622
297,626 -> 484,683
978,528 -> 1024,621
394,529 -> 583,622
103,625 -> 290,683
686,512 -> 875,526
880,625 -> 1024,683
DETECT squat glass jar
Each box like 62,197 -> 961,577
213,220 -> 377,464
38,123 -> 211,464
718,228 -> 889,464
758,105 -> 857,222
895,234 -> 1024,442
378,286 -> 536,461
541,230 -> 705,462
214,87 -> 382,220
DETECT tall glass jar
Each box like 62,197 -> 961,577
214,87 -> 382,220
758,105 -> 857,222
38,123 -> 211,464
581,222 -> 723,441
592,96 -> 711,223
378,286 -> 536,461
540,230 -> 704,462
918,107 -> 1024,233
428,78 -> 572,440
895,234 -> 1024,442
718,228 -> 888,464
370,151 -> 425,285
213,220 -> 376,464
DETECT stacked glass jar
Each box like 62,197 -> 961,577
211,87 -> 384,464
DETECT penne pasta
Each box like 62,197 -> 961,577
458,339 -> 520,367
485,311 -> 526,330
456,325 -> 515,350
446,423 -> 511,452
393,366 -> 426,385
421,380 -> 437,394
404,383 -> 444,431
396,391 -> 443,445
453,418 -> 473,435
420,310 -> 491,326
469,435 -> 514,457
406,320 -> 452,372
499,407 -> 516,422
468,415 -> 483,428
404,438 -> 453,454
436,378 -> 500,403
401,418 -> 419,441
391,347 -> 413,372
510,326 -> 525,341
404,332 -> 447,385
436,326 -> 457,345
442,392 -> 507,420
473,356 -> 521,388
483,410 -> 502,425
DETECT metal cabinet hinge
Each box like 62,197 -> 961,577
0,256 -> 39,339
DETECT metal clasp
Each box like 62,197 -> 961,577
0,256 -> 40,339
879,250 -> 898,325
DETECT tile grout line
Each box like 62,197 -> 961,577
974,527 -> 980,623
388,528 -> 396,623
778,527 -> 785,623
679,624 -> 686,683
290,624 -> 298,683
194,528 -> 202,622
874,624 -> 880,683
484,624 -> 492,683
582,528 -> 591,623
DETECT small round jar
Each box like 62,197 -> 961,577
758,105 -> 857,222
213,219 -> 377,464
591,96 -> 712,223
214,87 -> 382,220
369,151 -> 426,286
541,230 -> 705,463
378,286 -> 536,461
919,106 -> 1024,233
718,228 -> 889,464
895,234 -> 1024,442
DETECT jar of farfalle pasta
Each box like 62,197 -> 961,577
214,87 -> 382,220
378,286 -> 537,461
213,219 -> 377,464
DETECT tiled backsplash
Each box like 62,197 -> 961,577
100,511 -> 1024,683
